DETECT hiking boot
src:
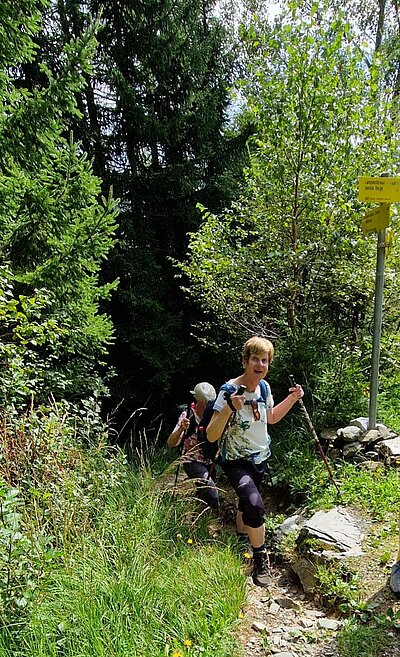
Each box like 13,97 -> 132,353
252,550 -> 273,588
390,562 -> 400,599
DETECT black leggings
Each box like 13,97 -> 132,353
183,460 -> 219,509
221,459 -> 266,528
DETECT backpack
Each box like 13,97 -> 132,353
199,380 -> 269,462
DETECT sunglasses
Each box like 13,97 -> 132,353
249,399 -> 260,422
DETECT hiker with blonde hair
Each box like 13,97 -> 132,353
207,336 -> 303,587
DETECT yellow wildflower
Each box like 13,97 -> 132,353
172,651 -> 182,657
187,538 -> 193,545
243,552 -> 252,559
184,639 -> 192,646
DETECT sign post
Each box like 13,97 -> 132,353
361,204 -> 390,235
358,175 -> 398,429
368,226 -> 387,430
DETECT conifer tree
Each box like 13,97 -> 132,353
0,1 -> 119,404
31,0 -> 243,409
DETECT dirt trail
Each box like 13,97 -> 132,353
215,480 -> 400,657
237,556 -> 400,657
240,567 -> 340,657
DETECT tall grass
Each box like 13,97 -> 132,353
1,468 -> 246,657
1,380 -> 399,657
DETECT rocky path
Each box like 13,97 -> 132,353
170,468 -> 400,657
238,559 -> 400,657
216,484 -> 400,657
214,485 -> 344,657
239,561 -> 341,657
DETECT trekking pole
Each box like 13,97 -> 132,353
172,402 -> 191,497
289,375 -> 341,496
173,454 -> 182,494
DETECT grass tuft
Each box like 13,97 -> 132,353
2,470 -> 246,657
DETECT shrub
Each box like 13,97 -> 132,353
0,481 -> 56,620
0,400 -> 127,547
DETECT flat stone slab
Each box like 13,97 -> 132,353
252,620 -> 267,632
318,617 -> 341,630
378,436 -> 400,457
299,506 -> 364,556
349,417 -> 369,431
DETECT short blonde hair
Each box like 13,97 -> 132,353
242,336 -> 274,366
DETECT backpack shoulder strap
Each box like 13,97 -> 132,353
220,382 -> 238,398
259,379 -> 268,402
212,383 -> 239,463
198,399 -> 215,431
186,402 -> 198,433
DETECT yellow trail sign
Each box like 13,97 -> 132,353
359,176 -> 400,202
361,203 -> 390,235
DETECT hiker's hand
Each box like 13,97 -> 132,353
289,384 -> 303,401
180,417 -> 190,430
228,394 -> 246,411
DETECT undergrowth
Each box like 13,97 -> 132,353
272,425 -> 400,521
0,408 -> 246,657
336,611 -> 400,657
1,472 -> 246,657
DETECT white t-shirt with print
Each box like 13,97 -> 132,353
213,380 -> 274,464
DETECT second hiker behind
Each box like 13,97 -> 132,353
167,382 -> 219,509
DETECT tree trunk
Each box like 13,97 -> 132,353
375,0 -> 386,53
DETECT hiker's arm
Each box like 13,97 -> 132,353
207,406 -> 233,442
267,385 -> 303,425
167,416 -> 190,448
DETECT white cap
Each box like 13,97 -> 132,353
190,382 -> 216,402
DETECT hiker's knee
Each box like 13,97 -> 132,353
242,498 -> 264,527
